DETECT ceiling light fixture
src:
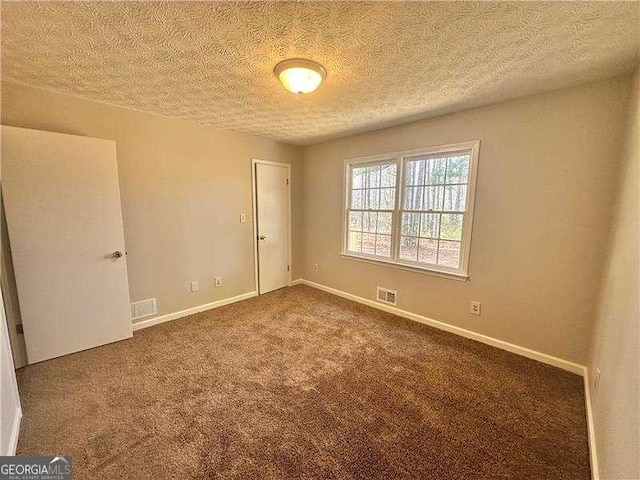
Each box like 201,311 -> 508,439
274,58 -> 326,94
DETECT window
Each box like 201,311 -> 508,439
343,141 -> 479,278
346,160 -> 397,258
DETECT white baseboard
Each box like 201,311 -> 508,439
132,291 -> 257,331
294,279 -> 585,375
293,278 -> 598,476
6,406 -> 21,455
129,278 -> 597,475
583,369 -> 600,480
131,278 -> 595,475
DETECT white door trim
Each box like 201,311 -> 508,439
251,158 -> 292,294
0,288 -> 22,455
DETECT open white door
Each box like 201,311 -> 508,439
254,161 -> 290,294
1,126 -> 132,363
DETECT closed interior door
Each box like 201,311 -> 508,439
255,162 -> 290,294
1,126 -> 133,363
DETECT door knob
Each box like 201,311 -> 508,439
112,251 -> 123,259
259,236 -> 266,241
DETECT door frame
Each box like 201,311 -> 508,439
251,158 -> 292,294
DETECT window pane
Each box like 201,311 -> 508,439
419,213 -> 439,238
425,158 -> 446,185
446,155 -> 470,184
375,235 -> 391,257
367,166 -> 380,188
440,214 -> 463,241
424,186 -> 444,211
377,212 -> 392,235
404,160 -> 425,186
368,189 -> 380,210
362,212 -> 377,233
348,231 -> 362,252
362,233 -> 376,255
443,184 -> 467,211
380,164 -> 397,188
401,212 -> 420,236
418,238 -> 438,264
438,240 -> 461,268
352,167 -> 366,189
351,190 -> 363,209
380,188 -> 395,210
348,211 -> 362,231
400,236 -> 418,261
403,186 -> 424,210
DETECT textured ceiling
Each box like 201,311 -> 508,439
1,2 -> 639,145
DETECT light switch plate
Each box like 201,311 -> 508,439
240,213 -> 247,223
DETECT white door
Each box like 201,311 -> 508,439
1,126 -> 132,363
255,162 -> 290,294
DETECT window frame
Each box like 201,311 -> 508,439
343,157 -> 399,261
341,140 -> 480,280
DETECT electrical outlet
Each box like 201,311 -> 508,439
191,281 -> 199,293
214,276 -> 223,287
470,301 -> 481,315
313,263 -> 319,272
594,367 -> 602,391
240,213 -> 247,223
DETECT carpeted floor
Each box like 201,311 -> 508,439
16,285 -> 590,479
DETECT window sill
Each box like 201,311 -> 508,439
340,253 -> 469,281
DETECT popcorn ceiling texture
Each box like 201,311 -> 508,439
1,1 -> 638,145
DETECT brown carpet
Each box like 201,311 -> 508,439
16,285 -> 590,479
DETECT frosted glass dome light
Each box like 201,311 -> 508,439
274,58 -> 326,94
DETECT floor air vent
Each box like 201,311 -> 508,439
376,287 -> 397,306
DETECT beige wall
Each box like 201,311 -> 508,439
298,75 -> 633,364
1,81 -> 302,323
588,70 -> 639,479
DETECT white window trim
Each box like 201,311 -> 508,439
341,140 -> 480,280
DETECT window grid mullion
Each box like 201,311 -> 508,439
401,209 -> 466,214
404,182 -> 467,187
349,209 -> 395,212
416,211 -> 423,262
437,159 -> 450,265
374,212 -> 378,255
435,212 -> 442,265
391,157 -> 403,263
